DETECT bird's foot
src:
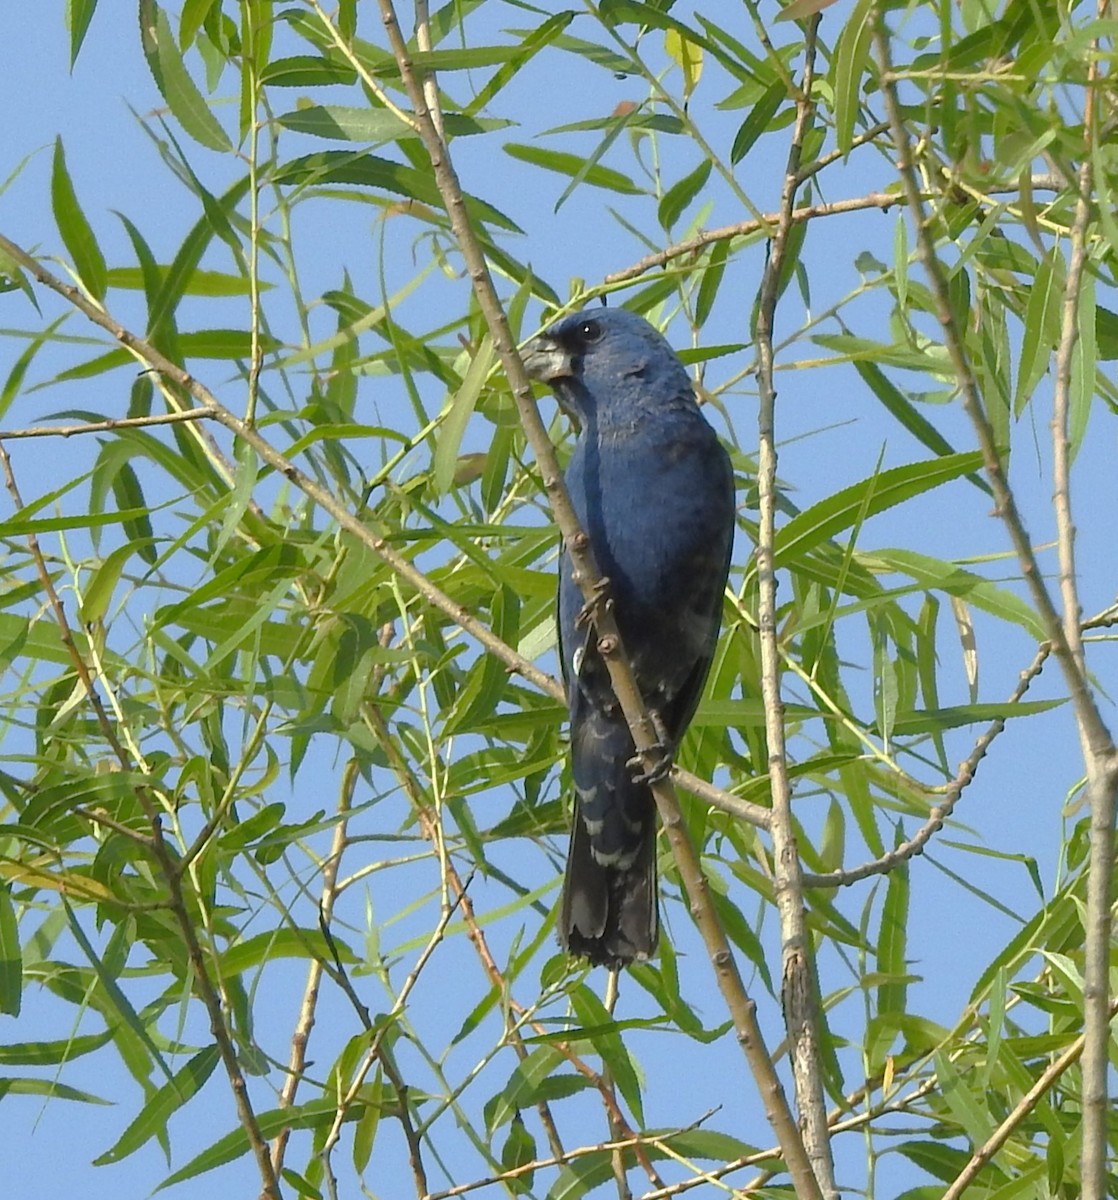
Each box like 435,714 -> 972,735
575,577 -> 611,629
626,744 -> 674,787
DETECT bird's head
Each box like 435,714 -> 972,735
521,307 -> 692,428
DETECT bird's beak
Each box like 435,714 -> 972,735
521,335 -> 573,383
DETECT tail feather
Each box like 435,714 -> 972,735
558,711 -> 658,966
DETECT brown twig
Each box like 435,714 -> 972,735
603,178 -> 1066,286
942,998 -> 1118,1200
750,16 -> 835,1197
0,407 -> 215,439
371,3 -> 822,1194
802,641 -> 1052,889
270,759 -> 359,1176
1048,11 -> 1114,1195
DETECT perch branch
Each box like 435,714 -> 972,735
373,1 -> 818,1193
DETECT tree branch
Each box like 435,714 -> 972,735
750,15 -> 835,1198
372,1 -> 818,1193
603,178 -> 1066,287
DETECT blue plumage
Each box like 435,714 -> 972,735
524,308 -> 736,966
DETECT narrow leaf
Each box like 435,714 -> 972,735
51,138 -> 107,301
0,884 -> 21,1016
139,1 -> 232,151
94,1046 -> 221,1164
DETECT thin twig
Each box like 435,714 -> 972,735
603,178 -> 1066,286
941,999 -> 1118,1200
1049,8 -> 1114,1195
0,407 -> 215,439
802,641 -> 1051,888
271,759 -> 358,1176
750,16 -> 835,1197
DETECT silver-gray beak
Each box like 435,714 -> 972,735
521,336 -> 573,383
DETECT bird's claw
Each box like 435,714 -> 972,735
626,745 -> 673,786
575,577 -> 611,629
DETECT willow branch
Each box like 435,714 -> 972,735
750,16 -> 835,1198
373,1 -> 816,1192
0,407 -> 214,439
604,177 -> 1066,286
1049,9 -> 1115,1195
875,17 -> 1118,1194
803,641 -> 1051,889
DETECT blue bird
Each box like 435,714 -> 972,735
523,307 -> 735,966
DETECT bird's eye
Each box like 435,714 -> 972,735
578,319 -> 603,344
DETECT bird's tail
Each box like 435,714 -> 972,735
558,714 -> 658,966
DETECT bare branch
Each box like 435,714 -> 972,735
604,177 -> 1066,287
1049,9 -> 1116,1194
0,406 -> 215,439
803,641 -> 1052,889
750,15 -> 835,1197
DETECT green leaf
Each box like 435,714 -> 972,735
694,240 -> 729,328
139,0 -> 232,151
730,79 -> 784,164
501,1113 -> 536,1194
876,855 -> 909,1022
68,0 -> 99,66
884,699 -> 1063,735
658,159 -> 712,230
568,986 -> 644,1123
272,151 -> 523,233
94,1046 -> 221,1164
0,1077 -> 111,1105
180,0 -> 219,47
261,54 -> 358,87
0,885 -> 21,1016
220,927 -> 358,977
503,143 -> 644,196
833,0 -> 875,155
486,1046 -> 565,1133
867,547 -> 1047,640
276,105 -> 509,142
434,336 -> 495,495
351,1066 -> 382,1173
1014,248 -> 1062,414
853,361 -> 986,491
1069,268 -> 1096,463
0,1030 -> 113,1066
773,453 -> 983,566
157,1098 -> 361,1190
50,138 -> 107,301
79,543 -> 137,624
664,27 -> 702,100
934,1048 -> 995,1145
106,265 -> 266,296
